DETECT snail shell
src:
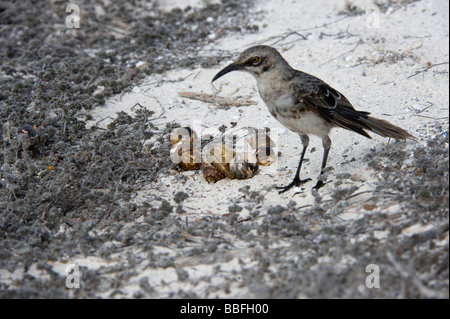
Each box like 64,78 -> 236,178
201,151 -> 226,183
246,132 -> 275,149
172,143 -> 202,171
255,146 -> 276,166
201,161 -> 226,183
170,127 -> 197,146
229,152 -> 259,179
205,142 -> 235,179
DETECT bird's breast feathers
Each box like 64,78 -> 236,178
256,71 -> 331,137
263,95 -> 331,138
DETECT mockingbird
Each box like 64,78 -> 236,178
212,45 -> 415,193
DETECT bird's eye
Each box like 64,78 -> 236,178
252,57 -> 260,64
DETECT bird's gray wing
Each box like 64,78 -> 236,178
291,71 -> 372,138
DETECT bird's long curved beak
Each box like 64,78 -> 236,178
212,63 -> 241,83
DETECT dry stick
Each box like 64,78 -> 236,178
178,91 -> 255,107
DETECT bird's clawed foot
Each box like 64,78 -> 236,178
277,177 -> 312,194
313,180 -> 325,190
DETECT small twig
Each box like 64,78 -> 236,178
345,190 -> 373,200
270,31 -> 308,46
244,16 -> 352,48
237,217 -> 253,223
243,30 -> 308,48
319,25 -> 357,40
95,116 -> 115,129
132,97 -> 166,122
299,16 -> 349,32
130,102 -> 146,111
319,40 -> 363,67
142,72 -> 194,89
416,101 -> 434,114
147,99 -> 166,121
280,205 -> 313,217
407,61 -> 449,79
193,70 -> 202,80
415,115 -> 449,120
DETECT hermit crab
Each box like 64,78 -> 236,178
170,127 -> 197,146
203,141 -> 259,181
229,152 -> 259,179
172,143 -> 202,171
169,127 -> 275,182
170,127 -> 201,171
246,131 -> 276,166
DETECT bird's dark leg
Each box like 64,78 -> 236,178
278,134 -> 311,194
313,136 -> 331,190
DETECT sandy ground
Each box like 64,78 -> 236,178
1,0 -> 448,299
85,0 -> 448,297
88,0 -> 448,219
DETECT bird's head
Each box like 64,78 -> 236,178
212,45 -> 289,82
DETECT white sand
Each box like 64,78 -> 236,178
88,0 -> 449,220
14,0 -> 445,298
